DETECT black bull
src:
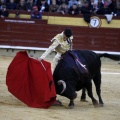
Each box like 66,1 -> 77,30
53,50 -> 120,108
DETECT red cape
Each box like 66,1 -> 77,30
6,51 -> 56,108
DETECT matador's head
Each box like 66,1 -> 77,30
63,28 -> 73,42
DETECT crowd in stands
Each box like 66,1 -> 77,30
0,0 -> 120,19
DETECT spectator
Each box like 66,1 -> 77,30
81,1 -> 91,14
56,0 -> 68,6
116,0 -> 120,15
15,0 -> 20,4
68,0 -> 78,9
0,0 -> 6,10
96,0 -> 104,14
116,0 -> 120,8
57,2 -> 68,14
31,5 -> 42,19
92,2 -> 98,14
77,0 -> 84,11
0,5 -> 9,18
88,0 -> 94,10
7,0 -> 16,10
68,3 -> 79,15
16,0 -> 27,10
98,0 -> 104,9
103,0 -> 112,14
49,0 -> 59,13
46,0 -> 51,5
81,1 -> 92,23
109,0 -> 117,13
37,0 -> 49,12
26,0 -> 36,12
104,0 -> 110,8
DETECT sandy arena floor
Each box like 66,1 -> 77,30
0,54 -> 120,120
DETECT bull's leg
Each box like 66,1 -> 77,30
86,81 -> 99,107
81,88 -> 88,102
68,100 -> 74,109
68,92 -> 77,109
93,73 -> 104,107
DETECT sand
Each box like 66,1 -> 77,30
0,55 -> 120,120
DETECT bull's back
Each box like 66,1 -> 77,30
54,50 -> 101,79
75,50 -> 101,76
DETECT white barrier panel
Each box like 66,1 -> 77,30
0,45 -> 120,55
102,72 -> 120,75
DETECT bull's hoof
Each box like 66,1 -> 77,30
81,99 -> 88,102
94,104 -> 99,108
93,100 -> 99,108
68,101 -> 74,109
68,105 -> 74,109
99,103 -> 104,107
99,100 -> 104,107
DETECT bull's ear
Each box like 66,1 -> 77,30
58,80 -> 66,94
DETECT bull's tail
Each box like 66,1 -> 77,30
99,53 -> 120,61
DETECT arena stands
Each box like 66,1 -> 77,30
0,1 -> 120,56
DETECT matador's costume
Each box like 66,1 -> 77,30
40,28 -> 73,72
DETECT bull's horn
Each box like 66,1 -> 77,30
58,80 -> 66,94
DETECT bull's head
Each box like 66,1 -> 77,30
57,80 -> 77,100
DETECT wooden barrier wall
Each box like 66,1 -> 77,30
0,15 -> 120,52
